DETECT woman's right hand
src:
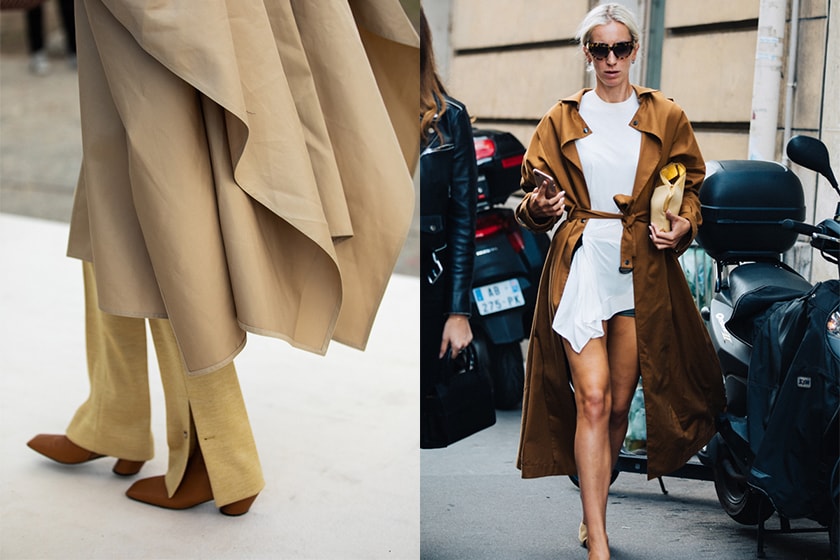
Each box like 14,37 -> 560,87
528,179 -> 566,220
439,314 -> 473,359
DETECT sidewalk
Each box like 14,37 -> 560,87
0,213 -> 419,560
421,411 -> 832,560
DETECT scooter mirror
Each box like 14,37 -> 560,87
786,135 -> 839,190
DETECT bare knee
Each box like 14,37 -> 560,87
610,399 -> 631,422
609,407 -> 630,434
578,390 -> 610,424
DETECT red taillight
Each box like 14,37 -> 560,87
475,212 -> 526,253
474,137 -> 496,160
501,154 -> 524,169
507,230 -> 525,253
475,213 -> 505,238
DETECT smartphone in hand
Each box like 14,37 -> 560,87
532,168 -> 558,197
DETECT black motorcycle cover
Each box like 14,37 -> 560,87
745,280 -> 840,520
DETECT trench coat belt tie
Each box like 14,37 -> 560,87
567,206 -> 648,273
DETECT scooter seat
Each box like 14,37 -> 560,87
725,262 -> 813,345
728,262 -> 812,307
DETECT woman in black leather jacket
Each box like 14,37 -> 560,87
419,9 -> 478,444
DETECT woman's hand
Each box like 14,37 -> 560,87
528,179 -> 566,221
649,210 -> 690,250
439,314 -> 473,359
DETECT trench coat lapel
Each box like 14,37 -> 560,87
629,85 -> 663,199
555,89 -> 592,211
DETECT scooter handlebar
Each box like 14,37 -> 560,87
781,219 -> 840,263
780,219 -> 823,237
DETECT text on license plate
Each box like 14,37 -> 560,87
472,279 -> 525,316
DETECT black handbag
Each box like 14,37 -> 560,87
421,343 -> 496,449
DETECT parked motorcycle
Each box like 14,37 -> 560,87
469,128 -> 549,409
697,135 -> 840,559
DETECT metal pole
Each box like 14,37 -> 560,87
645,0 -> 666,89
781,0 -> 801,165
748,0 -> 788,162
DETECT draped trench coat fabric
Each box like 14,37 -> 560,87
515,86 -> 725,479
68,0 -> 419,375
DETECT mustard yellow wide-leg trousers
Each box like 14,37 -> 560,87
67,262 -> 264,507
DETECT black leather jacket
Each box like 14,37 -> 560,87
419,95 -> 477,315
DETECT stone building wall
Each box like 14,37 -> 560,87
426,0 -> 837,281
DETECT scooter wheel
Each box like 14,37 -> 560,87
473,335 -> 524,410
709,434 -> 774,525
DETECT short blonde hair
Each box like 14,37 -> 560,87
575,3 -> 641,47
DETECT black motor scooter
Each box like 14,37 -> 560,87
469,128 -> 549,409
696,135 -> 840,559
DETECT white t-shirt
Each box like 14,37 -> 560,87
552,90 -> 642,352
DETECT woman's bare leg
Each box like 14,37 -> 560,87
565,334 -> 612,559
605,315 -> 641,464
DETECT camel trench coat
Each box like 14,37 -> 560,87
68,0 -> 419,375
515,86 -> 725,479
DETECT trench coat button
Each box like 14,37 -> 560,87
583,127 -> 590,133
624,259 -> 630,265
581,218 -> 587,223
632,120 -> 639,126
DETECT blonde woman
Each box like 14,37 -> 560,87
515,4 -> 724,558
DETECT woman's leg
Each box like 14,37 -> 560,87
143,318 -> 264,509
58,0 -> 77,56
605,315 -> 641,464
146,318 -> 192,496
29,262 -> 151,475
183,366 -> 264,507
25,5 -> 44,53
65,261 -> 154,461
564,334 -> 612,559
25,5 -> 50,75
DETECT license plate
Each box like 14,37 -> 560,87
472,279 -> 525,316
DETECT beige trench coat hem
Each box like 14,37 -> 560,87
69,0 -> 419,374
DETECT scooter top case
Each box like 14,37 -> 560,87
697,160 -> 805,263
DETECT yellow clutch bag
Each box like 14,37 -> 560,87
650,162 -> 686,231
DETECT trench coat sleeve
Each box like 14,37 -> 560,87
515,192 -> 558,234
515,89 -> 594,238
640,103 -> 706,256
666,109 -> 705,256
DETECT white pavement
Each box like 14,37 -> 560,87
0,213 -> 420,560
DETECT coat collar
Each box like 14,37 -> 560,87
560,84 -> 657,106
557,85 -> 661,144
